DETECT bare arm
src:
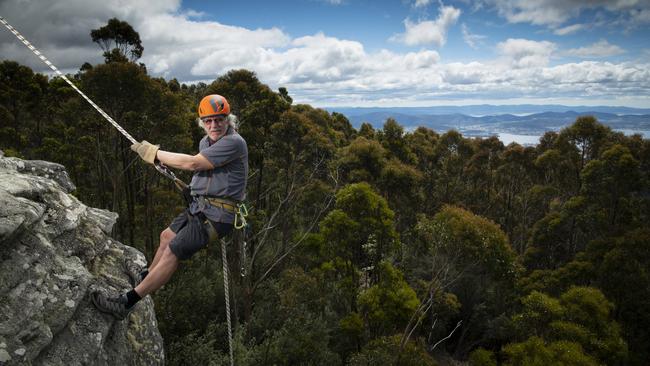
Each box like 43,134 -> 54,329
156,150 -> 214,171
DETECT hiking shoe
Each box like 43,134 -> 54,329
91,291 -> 133,320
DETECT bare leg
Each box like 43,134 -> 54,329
149,228 -> 175,272
135,246 -> 179,297
92,230 -> 179,317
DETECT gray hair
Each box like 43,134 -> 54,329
197,114 -> 239,131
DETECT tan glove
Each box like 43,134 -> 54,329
131,140 -> 159,165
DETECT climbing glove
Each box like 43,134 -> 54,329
131,140 -> 159,165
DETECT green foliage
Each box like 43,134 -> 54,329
405,126 -> 438,174
422,205 -> 520,283
248,314 -> 341,365
330,111 -> 356,143
358,122 -> 375,139
430,130 -> 475,203
321,182 -> 398,270
469,348 -> 497,366
524,194 -> 597,270
337,136 -> 387,183
580,144 -> 642,230
340,312 -> 364,338
521,228 -> 650,364
511,291 -> 564,337
90,18 -> 144,62
562,115 -> 610,170
503,337 -> 598,366
378,158 -> 424,231
0,61 -> 47,154
4,47 -> 649,364
506,287 -> 628,365
166,321 -> 231,366
413,205 -> 520,356
358,262 -> 420,335
593,229 -> 650,364
379,117 -> 417,164
348,335 -> 437,366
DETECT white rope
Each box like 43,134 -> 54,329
221,238 -> 235,366
0,15 -> 136,144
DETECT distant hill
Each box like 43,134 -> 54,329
326,106 -> 650,137
329,104 -> 650,117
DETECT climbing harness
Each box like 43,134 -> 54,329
1,16 -> 246,365
195,196 -> 233,212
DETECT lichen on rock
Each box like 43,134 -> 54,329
0,153 -> 164,365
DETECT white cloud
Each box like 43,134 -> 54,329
0,0 -> 290,80
391,5 -> 461,46
565,40 -> 625,58
189,32 -> 441,88
139,13 -> 289,77
0,0 -> 648,107
497,38 -> 556,68
182,9 -> 207,19
629,8 -> 650,23
553,23 -> 585,35
490,0 -> 576,26
304,59 -> 650,107
461,23 -> 486,49
414,0 -> 433,8
488,0 -> 650,27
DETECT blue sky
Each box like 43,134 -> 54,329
183,0 -> 647,61
1,0 -> 649,107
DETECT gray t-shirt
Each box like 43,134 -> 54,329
188,128 -> 248,223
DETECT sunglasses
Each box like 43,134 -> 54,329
202,116 -> 227,124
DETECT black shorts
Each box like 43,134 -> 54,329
168,211 -> 233,260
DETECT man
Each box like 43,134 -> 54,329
91,94 -> 248,319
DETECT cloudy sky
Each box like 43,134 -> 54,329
1,0 -> 649,107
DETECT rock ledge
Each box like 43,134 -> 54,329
0,153 -> 164,365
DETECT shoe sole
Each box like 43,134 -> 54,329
90,291 -> 130,320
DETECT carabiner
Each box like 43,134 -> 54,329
234,203 -> 248,230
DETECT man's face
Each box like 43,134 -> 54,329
202,115 -> 228,140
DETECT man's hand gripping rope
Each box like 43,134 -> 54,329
131,140 -> 160,165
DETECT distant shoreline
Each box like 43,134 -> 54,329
328,106 -> 650,145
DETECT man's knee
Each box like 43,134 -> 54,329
160,228 -> 175,245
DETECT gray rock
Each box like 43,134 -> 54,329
20,160 -> 76,193
0,155 -> 164,365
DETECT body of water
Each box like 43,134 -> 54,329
496,129 -> 649,146
497,133 -> 541,146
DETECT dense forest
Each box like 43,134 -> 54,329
1,19 -> 649,366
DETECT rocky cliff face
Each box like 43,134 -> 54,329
0,152 -> 164,365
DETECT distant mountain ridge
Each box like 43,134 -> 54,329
328,104 -> 650,117
325,106 -> 650,137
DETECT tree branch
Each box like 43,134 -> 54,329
431,320 -> 462,351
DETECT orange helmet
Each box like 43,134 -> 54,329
198,94 -> 230,118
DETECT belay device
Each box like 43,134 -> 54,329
0,15 -> 244,366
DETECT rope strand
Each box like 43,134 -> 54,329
221,238 -> 235,366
